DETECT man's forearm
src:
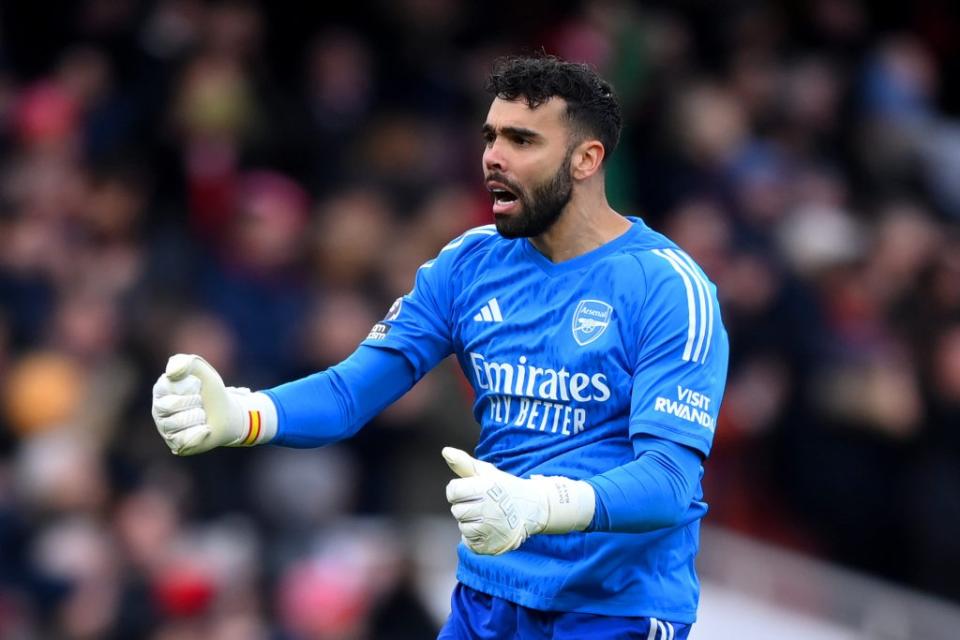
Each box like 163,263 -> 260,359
586,436 -> 702,533
265,346 -> 417,447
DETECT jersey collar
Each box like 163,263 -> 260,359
520,217 -> 644,276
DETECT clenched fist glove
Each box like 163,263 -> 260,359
152,354 -> 277,456
443,447 -> 595,556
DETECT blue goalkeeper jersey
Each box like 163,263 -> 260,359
361,217 -> 728,621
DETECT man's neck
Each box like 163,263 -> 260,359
529,194 -> 631,263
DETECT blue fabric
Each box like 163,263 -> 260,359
359,218 -> 729,620
587,436 -> 703,533
437,583 -> 691,640
264,346 -> 415,447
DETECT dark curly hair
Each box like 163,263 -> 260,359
485,55 -> 622,164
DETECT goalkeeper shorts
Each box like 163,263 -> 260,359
437,582 -> 691,639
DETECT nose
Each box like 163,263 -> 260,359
483,140 -> 505,173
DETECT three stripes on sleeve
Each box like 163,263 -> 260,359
651,248 -> 715,366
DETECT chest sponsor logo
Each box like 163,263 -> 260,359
469,352 -> 611,438
572,299 -> 613,346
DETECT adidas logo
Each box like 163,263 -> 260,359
473,298 -> 504,322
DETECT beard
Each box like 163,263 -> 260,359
493,149 -> 574,239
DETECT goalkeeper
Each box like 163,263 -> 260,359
153,55 -> 728,640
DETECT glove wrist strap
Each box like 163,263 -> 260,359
230,392 -> 278,447
536,476 -> 596,534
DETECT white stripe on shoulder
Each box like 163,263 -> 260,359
664,248 -> 708,363
439,225 -> 497,254
657,620 -> 666,639
671,249 -> 715,365
666,621 -> 675,640
419,226 -> 495,271
652,249 -> 697,362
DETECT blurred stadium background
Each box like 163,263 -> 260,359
1,0 -> 959,638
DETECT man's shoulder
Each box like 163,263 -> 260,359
423,224 -> 506,273
617,223 -> 713,286
598,226 -> 717,320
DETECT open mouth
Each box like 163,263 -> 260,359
487,180 -> 520,214
490,188 -> 518,205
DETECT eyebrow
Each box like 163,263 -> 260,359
482,124 -> 542,140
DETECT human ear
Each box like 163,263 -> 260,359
571,140 -> 605,180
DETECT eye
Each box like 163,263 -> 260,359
512,135 -> 530,146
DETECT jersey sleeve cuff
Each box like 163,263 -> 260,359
630,419 -> 713,458
359,335 -> 431,379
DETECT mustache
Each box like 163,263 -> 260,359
485,173 -> 524,197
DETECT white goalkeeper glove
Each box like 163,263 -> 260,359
443,447 -> 595,556
151,354 -> 277,456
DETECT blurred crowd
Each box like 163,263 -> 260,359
0,0 -> 958,638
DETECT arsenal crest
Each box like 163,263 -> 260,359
571,299 -> 613,346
